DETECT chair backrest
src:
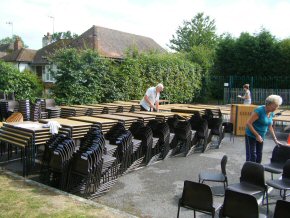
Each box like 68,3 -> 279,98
221,155 -> 228,176
271,145 -> 290,164
221,189 -> 259,218
181,180 -> 213,212
240,161 -> 265,188
273,200 -> 290,218
282,159 -> 290,179
6,112 -> 23,122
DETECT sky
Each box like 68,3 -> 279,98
1,0 -> 290,50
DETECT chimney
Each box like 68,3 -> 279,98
14,37 -> 23,51
42,32 -> 52,47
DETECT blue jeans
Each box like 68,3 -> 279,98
245,135 -> 264,163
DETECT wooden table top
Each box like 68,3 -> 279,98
94,114 -> 138,121
115,112 -> 156,118
39,118 -> 93,127
135,111 -> 176,116
273,115 -> 290,122
71,105 -> 103,109
68,116 -> 118,124
4,121 -> 51,132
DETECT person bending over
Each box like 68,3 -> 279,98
245,95 -> 282,163
140,83 -> 164,112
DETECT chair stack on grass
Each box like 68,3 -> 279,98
40,134 -> 75,190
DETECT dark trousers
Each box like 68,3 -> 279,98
245,135 -> 264,163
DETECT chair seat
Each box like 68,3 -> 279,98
199,172 -> 226,182
267,178 -> 290,190
227,182 -> 265,195
264,163 -> 284,174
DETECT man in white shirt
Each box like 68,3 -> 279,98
140,83 -> 164,111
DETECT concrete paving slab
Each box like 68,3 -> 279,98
95,135 -> 280,218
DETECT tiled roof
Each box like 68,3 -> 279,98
34,25 -> 166,64
1,48 -> 36,62
70,25 -> 166,58
33,39 -> 72,64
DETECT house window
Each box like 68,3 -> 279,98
44,66 -> 56,82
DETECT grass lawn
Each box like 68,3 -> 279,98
0,171 -> 127,218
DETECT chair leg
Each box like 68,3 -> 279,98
194,210 -> 196,218
177,205 -> 180,218
265,190 -> 269,215
283,189 -> 286,200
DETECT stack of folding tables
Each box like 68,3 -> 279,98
135,111 -> 176,122
71,105 -> 104,116
93,114 -> 138,130
0,121 -> 56,176
39,118 -> 92,140
59,106 -> 88,118
88,104 -> 118,114
114,112 -> 156,125
46,106 -> 61,118
67,116 -> 118,135
113,101 -> 140,112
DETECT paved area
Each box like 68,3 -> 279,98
95,135 -> 281,218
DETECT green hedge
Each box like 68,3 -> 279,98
49,49 -> 203,105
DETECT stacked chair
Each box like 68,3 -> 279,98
126,121 -> 146,171
171,120 -> 194,156
19,100 -> 30,121
40,134 -> 75,190
188,112 -> 209,153
105,122 -> 132,174
202,109 -> 223,151
67,126 -> 106,198
146,119 -> 170,163
0,100 -> 19,121
133,125 -> 154,165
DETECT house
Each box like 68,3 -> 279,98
1,25 -> 166,90
0,38 -> 36,72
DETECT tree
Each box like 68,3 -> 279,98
0,35 -> 28,48
51,31 -> 78,43
169,12 -> 218,52
214,29 -> 279,76
49,48 -> 116,105
0,61 -> 43,101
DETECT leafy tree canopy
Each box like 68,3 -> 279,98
51,31 -> 78,43
169,12 -> 218,52
0,35 -> 28,48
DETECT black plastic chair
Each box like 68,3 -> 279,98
273,200 -> 290,218
219,189 -> 267,218
222,122 -> 234,142
177,180 -> 220,218
199,155 -> 228,193
227,161 -> 269,214
264,144 -> 290,179
266,159 -> 290,200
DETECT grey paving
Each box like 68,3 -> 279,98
95,135 -> 281,218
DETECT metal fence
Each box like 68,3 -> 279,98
210,76 -> 290,105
